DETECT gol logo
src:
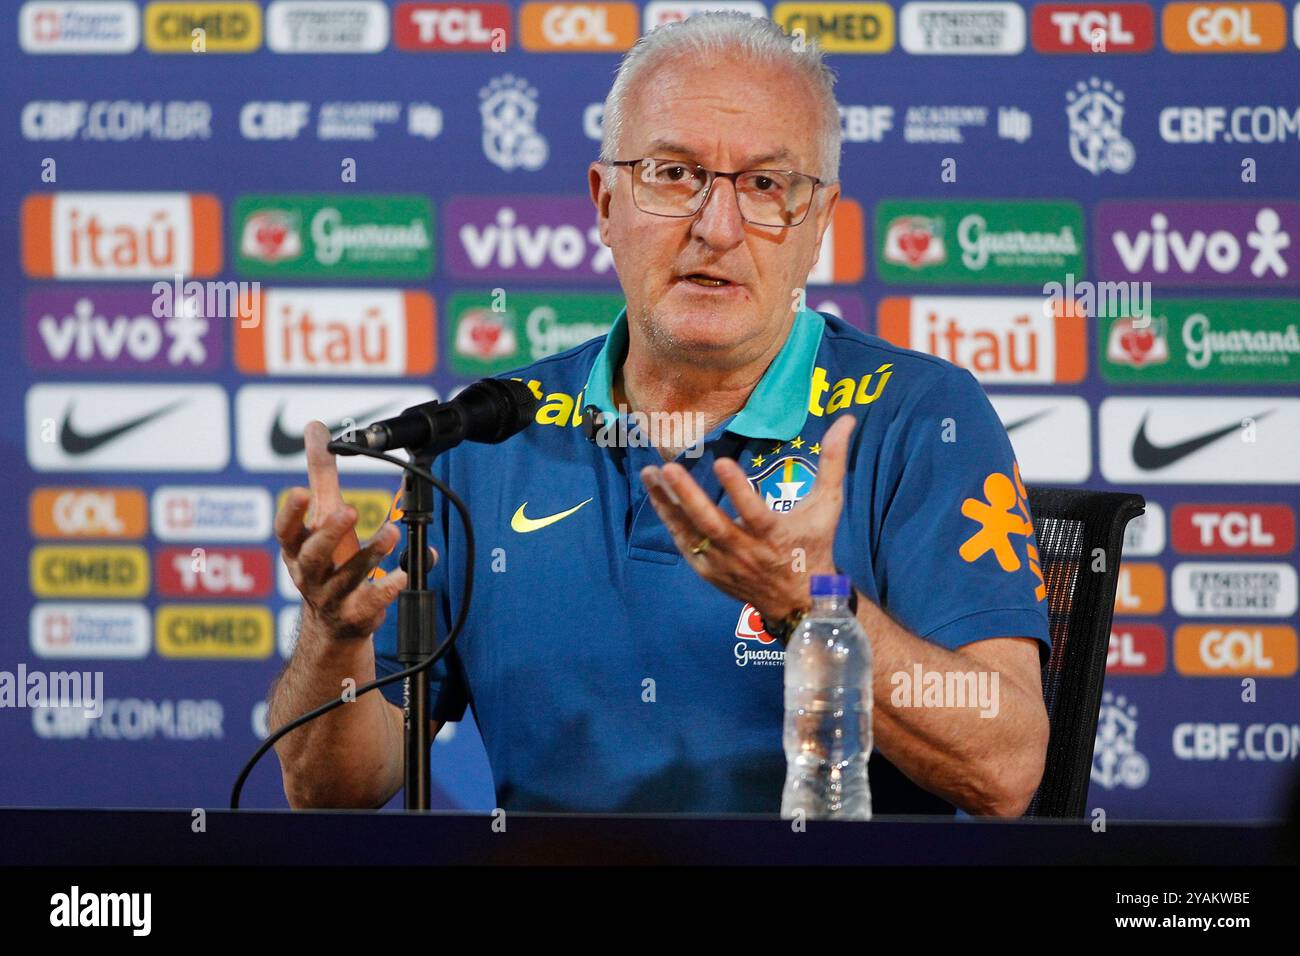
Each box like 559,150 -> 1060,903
1162,2 -> 1286,52
521,3 -> 638,50
30,545 -> 149,598
1107,624 -> 1166,675
155,605 -> 273,659
30,488 -> 147,539
1174,625 -> 1297,676
1114,562 -> 1166,615
145,2 -> 263,52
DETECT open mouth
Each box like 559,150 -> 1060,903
682,273 -> 732,287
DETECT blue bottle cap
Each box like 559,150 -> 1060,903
810,574 -> 851,597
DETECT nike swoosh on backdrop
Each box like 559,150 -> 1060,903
59,399 -> 188,455
1131,410 -> 1273,471
269,403 -> 394,456
511,499 -> 593,533
1004,409 -> 1053,433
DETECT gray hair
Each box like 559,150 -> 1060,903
599,12 -> 842,183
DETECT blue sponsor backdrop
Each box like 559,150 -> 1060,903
2,1 -> 1298,819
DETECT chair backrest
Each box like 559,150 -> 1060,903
1024,486 -> 1146,819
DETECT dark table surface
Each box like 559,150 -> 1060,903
0,808 -> 1294,865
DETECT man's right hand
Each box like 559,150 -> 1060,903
275,420 -> 409,639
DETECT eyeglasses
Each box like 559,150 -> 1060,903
610,158 -> 823,228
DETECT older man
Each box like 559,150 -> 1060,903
269,13 -> 1050,815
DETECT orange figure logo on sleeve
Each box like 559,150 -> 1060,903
959,463 -> 1047,601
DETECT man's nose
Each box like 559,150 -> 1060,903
689,177 -> 746,248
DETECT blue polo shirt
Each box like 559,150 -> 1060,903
372,306 -> 1050,814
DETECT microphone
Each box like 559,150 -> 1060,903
329,378 -> 540,456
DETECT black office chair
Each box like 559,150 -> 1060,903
1024,486 -> 1147,819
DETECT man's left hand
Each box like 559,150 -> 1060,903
640,415 -> 856,623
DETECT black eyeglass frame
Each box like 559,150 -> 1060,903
609,158 -> 825,228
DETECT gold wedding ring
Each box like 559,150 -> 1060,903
690,536 -> 711,556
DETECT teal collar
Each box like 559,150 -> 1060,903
582,304 -> 825,441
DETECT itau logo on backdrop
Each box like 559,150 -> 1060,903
480,74 -> 548,172
1066,77 -> 1134,175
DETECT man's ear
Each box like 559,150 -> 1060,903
807,182 -> 841,274
589,162 -> 613,246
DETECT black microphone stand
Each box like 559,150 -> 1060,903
396,448 -> 437,811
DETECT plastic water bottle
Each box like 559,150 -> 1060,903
781,574 -> 873,820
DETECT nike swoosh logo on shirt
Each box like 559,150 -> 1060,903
269,403 -> 394,456
511,499 -> 593,533
59,400 -> 187,455
1131,410 -> 1272,471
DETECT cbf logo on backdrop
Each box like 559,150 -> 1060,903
480,74 -> 548,172
1066,77 -> 1134,175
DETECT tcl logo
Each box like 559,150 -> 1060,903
1171,504 -> 1295,555
1107,623 -> 1166,675
154,547 -> 273,598
1162,2 -> 1287,52
1174,625 -> 1297,676
29,488 -> 147,539
1031,3 -> 1155,53
394,3 -> 510,50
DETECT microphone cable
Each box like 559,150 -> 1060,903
229,445 -> 473,810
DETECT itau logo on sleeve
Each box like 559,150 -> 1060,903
26,384 -> 230,472
1066,77 -> 1135,175
22,193 -> 222,279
